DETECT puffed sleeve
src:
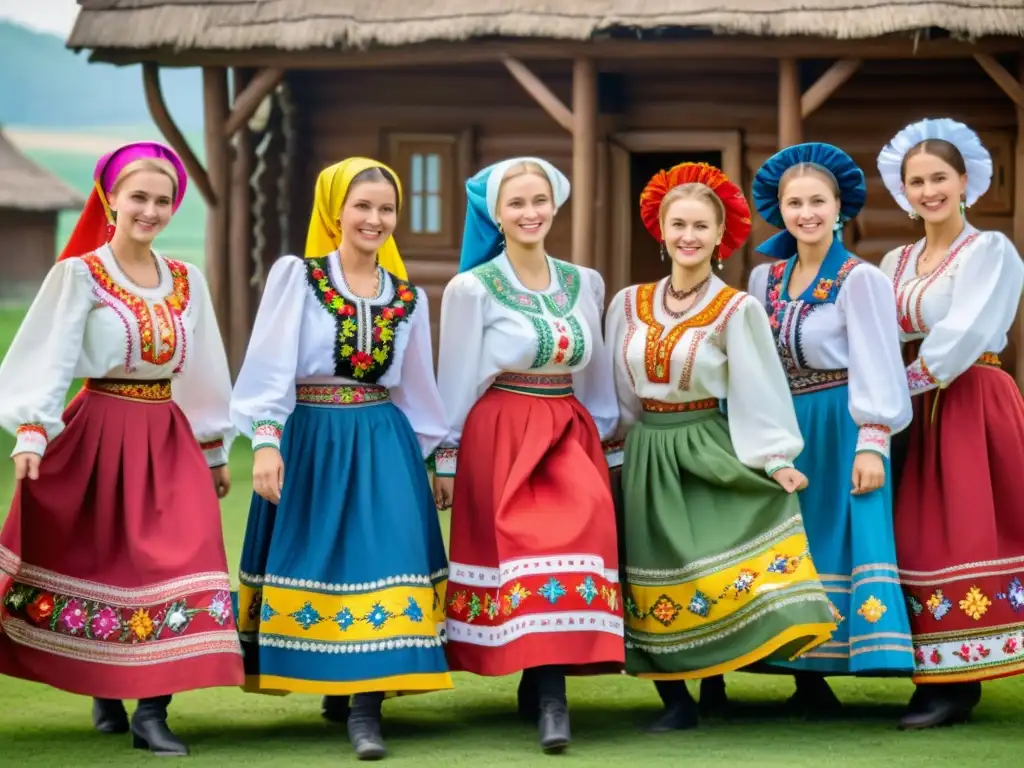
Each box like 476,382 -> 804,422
571,268 -> 619,449
229,255 -> 305,451
390,287 -> 449,459
603,287 -> 642,467
907,232 -> 1024,394
746,262 -> 772,306
0,258 -> 92,457
433,272 -> 487,478
837,265 -> 912,458
723,294 -> 804,474
171,264 -> 237,467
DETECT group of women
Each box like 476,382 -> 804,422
0,116 -> 1021,760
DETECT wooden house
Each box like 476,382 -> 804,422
0,129 -> 85,301
67,1 -> 1024,386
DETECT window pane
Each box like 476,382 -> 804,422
410,192 -> 424,233
425,153 -> 441,194
426,193 -> 441,234
410,154 -> 424,194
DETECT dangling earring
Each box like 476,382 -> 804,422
715,257 -> 724,272
833,214 -> 844,232
105,210 -> 116,242
659,242 -> 667,262
497,223 -> 506,251
959,199 -> 966,216
908,210 -> 919,220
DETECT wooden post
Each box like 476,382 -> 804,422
778,58 -> 803,147
572,57 -> 597,267
203,67 -> 232,342
228,68 -> 254,376
1014,58 -> 1024,393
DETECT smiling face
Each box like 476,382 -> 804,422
496,168 -> 555,247
660,192 -> 723,270
337,178 -> 398,256
779,170 -> 840,247
902,148 -> 967,224
108,165 -> 176,244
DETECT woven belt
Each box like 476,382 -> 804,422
789,368 -> 849,396
295,384 -> 390,405
641,398 -> 718,413
977,352 -> 1001,368
84,378 -> 172,402
491,372 -> 573,397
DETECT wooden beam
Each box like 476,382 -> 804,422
141,62 -> 215,206
571,57 -> 597,268
502,57 -> 574,133
202,67 -> 232,342
801,59 -> 862,119
223,67 -> 285,137
974,54 -> 1024,111
228,68 -> 254,376
1014,57 -> 1024,394
778,58 -> 802,147
86,35 -> 1024,70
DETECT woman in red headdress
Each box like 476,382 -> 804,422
0,142 -> 243,756
604,163 -> 836,731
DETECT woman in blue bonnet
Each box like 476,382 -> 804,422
743,143 -> 915,713
431,157 -> 623,754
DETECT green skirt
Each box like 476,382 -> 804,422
622,407 -> 836,680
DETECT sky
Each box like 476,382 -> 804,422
0,0 -> 81,37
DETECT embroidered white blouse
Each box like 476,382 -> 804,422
748,258 -> 912,458
229,253 -> 448,458
604,275 -> 802,475
0,244 -> 234,465
433,253 -> 619,476
878,225 -> 1024,394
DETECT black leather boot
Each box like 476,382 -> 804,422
649,680 -> 698,732
92,698 -> 129,734
131,695 -> 188,756
347,692 -> 387,760
322,695 -> 351,723
698,675 -> 730,719
898,683 -> 980,730
517,670 -> 539,721
785,672 -> 841,717
534,665 -> 570,753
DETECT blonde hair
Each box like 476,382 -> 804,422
110,157 -> 179,200
498,161 -> 553,200
779,163 -> 839,199
659,183 -> 725,231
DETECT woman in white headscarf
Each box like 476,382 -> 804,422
431,157 -> 623,753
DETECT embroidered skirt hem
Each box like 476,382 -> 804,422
621,408 -> 836,680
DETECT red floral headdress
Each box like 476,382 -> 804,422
638,162 -> 752,260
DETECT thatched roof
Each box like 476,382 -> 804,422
68,1 -> 1024,52
0,130 -> 85,212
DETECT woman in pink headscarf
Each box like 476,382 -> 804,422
0,142 -> 243,756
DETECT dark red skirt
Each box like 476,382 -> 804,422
0,379 -> 243,699
894,358 -> 1024,684
444,374 -> 624,677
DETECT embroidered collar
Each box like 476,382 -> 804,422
773,238 -> 860,306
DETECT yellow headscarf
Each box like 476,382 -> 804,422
304,157 -> 408,280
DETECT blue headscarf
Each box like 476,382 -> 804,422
458,156 -> 571,273
752,142 -> 867,260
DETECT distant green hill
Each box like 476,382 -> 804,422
0,21 -> 203,130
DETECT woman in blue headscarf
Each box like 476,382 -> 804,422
431,157 -> 623,754
742,143 -> 915,712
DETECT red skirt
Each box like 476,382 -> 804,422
0,379 -> 244,699
444,373 -> 624,676
894,356 -> 1024,684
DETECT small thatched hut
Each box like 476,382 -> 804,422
67,1 -> 1024,384
0,129 -> 85,301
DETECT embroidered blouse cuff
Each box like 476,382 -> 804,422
13,424 -> 48,458
433,447 -> 457,477
199,437 -> 228,468
764,455 -> 794,477
603,438 -> 625,469
907,357 -> 939,395
855,424 -> 892,458
252,419 -> 284,451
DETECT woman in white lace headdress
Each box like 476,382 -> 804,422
876,118 -> 1024,730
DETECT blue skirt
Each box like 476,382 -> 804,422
237,391 -> 451,695
771,383 -> 914,675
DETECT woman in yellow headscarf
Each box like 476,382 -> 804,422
230,158 -> 452,760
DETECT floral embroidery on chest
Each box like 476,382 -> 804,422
634,283 -> 738,384
764,257 -> 859,376
891,233 -> 978,334
306,257 -> 417,383
82,252 -> 191,372
473,259 -> 585,368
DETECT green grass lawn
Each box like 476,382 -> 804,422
0,306 -> 1020,766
